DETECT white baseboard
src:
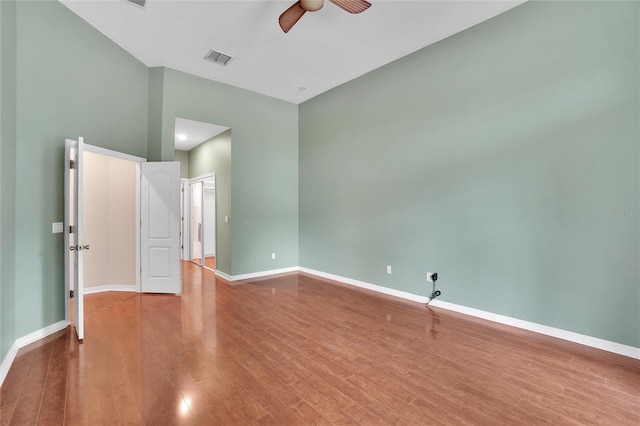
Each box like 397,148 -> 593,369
1,320 -> 69,387
429,299 -> 640,360
299,267 -> 640,360
215,266 -> 299,282
83,285 -> 138,295
214,270 -> 233,281
0,342 -> 19,388
14,320 -> 69,349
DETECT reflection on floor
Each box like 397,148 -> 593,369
191,256 -> 215,270
2,262 -> 639,424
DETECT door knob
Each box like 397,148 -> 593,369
83,245 -> 90,250
69,245 -> 77,251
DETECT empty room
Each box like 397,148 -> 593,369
0,0 -> 638,424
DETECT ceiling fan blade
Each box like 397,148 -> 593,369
279,1 -> 307,33
329,0 -> 371,14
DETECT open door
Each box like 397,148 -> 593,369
64,137 -> 85,341
140,162 -> 182,294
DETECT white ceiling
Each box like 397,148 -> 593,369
174,117 -> 230,150
60,0 -> 525,104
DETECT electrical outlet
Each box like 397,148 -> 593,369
426,272 -> 438,282
272,252 -> 276,260
426,272 -> 434,282
386,265 -> 392,274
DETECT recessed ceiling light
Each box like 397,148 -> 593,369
176,134 -> 187,141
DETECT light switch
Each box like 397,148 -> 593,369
225,215 -> 229,223
52,222 -> 64,234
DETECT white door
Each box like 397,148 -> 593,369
64,138 -> 85,341
140,162 -> 182,294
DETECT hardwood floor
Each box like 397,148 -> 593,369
1,261 -> 638,425
204,256 -> 216,270
191,256 -> 216,270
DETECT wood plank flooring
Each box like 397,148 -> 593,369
1,261 -> 638,425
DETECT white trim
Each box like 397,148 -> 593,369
15,320 -> 69,348
83,285 -> 138,295
180,178 -> 188,260
428,299 -> 640,360
214,270 -> 233,281
84,143 -> 146,163
0,342 -> 19,387
1,320 -> 69,387
215,266 -> 299,282
135,163 -> 141,292
189,172 -> 216,183
299,267 -> 640,360
298,267 -> 426,303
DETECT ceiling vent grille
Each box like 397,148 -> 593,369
204,49 -> 232,66
124,0 -> 147,7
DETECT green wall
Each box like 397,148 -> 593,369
299,1 -> 639,347
1,0 -> 299,365
148,67 -> 165,162
158,68 -> 299,276
175,149 -> 189,178
2,0 -> 637,366
185,130 -> 232,273
13,0 -> 149,339
1,0 -> 17,358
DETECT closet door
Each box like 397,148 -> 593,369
140,161 -> 182,294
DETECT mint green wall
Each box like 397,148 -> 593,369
148,67 -> 165,162
13,0 -> 149,339
175,149 -> 189,179
187,130 -> 232,273
1,0 -> 17,359
299,1 -> 639,347
158,69 -> 299,275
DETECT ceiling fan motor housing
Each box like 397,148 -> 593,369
300,0 -> 324,12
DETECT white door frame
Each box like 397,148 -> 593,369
186,173 -> 216,268
65,143 -> 146,327
180,178 -> 188,260
83,144 -> 145,292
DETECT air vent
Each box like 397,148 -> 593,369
124,0 -> 146,7
204,49 -> 232,66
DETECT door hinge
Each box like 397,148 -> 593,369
70,159 -> 75,169
69,225 -> 74,234
70,290 -> 74,299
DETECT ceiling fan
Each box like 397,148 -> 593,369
279,0 -> 372,33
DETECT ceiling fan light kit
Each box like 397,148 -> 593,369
279,0 -> 372,33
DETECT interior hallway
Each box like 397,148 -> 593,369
1,262 -> 638,425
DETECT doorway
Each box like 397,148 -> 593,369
83,151 -> 138,294
65,139 -> 182,340
189,174 -> 216,271
174,117 -> 231,275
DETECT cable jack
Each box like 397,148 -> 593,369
425,272 -> 440,306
